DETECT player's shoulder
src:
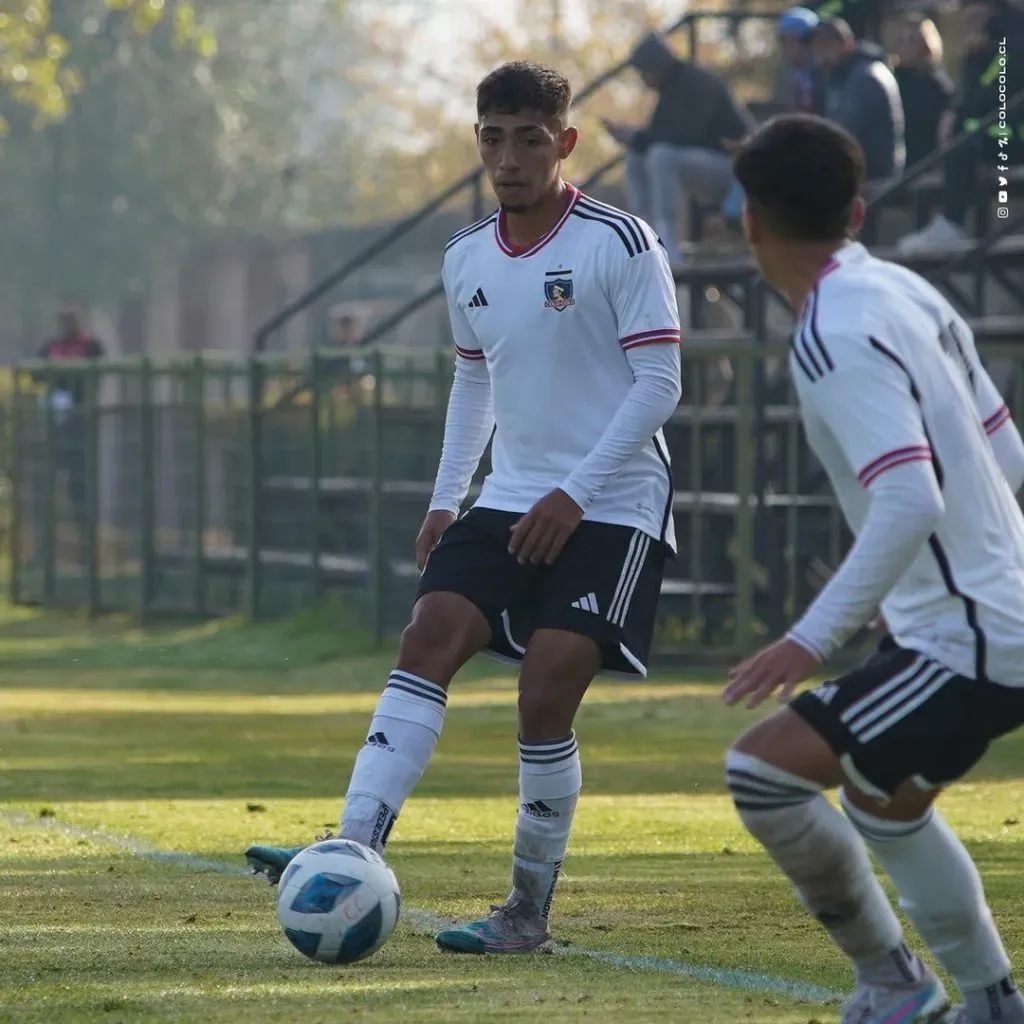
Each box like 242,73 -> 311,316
569,191 -> 661,259
794,258 -> 914,381
442,210 -> 499,267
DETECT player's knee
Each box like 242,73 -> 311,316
397,595 -> 488,683
517,684 -> 571,737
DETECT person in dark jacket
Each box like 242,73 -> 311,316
605,32 -> 754,266
899,0 -> 1024,252
811,17 -> 906,188
892,14 -> 954,168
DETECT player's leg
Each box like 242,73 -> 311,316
435,522 -> 666,953
246,510 -> 523,882
728,645 -> 1024,1023
336,589 -> 491,850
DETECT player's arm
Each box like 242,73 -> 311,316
787,337 -> 946,663
969,358 -> 1024,494
558,239 -> 682,511
428,267 -> 494,516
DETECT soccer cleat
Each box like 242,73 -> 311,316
245,844 -> 305,885
435,895 -> 551,954
841,976 -> 951,1024
244,829 -> 335,885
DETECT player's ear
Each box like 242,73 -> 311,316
848,195 -> 866,237
742,200 -> 760,246
559,125 -> 578,160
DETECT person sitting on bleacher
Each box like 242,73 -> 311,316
899,0 -> 1024,253
811,17 -> 906,196
605,32 -> 753,269
892,14 -> 954,168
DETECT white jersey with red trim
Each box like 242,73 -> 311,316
792,241 -> 1024,684
440,184 -> 680,550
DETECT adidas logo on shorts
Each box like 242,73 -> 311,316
571,593 -> 600,614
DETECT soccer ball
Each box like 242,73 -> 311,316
275,839 -> 401,964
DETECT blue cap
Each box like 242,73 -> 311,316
779,7 -> 820,38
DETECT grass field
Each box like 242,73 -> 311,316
1,606 -> 1023,1023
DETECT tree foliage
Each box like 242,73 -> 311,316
0,0 -> 215,132
0,0 -> 359,350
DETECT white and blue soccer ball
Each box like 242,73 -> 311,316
275,839 -> 401,964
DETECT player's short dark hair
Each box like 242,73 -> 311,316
733,114 -> 865,242
476,61 -> 572,121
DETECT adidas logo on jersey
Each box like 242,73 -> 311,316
522,800 -> 559,819
366,731 -> 394,751
571,592 -> 599,614
468,288 -> 488,308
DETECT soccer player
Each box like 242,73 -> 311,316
245,61 -> 682,953
722,113 -> 1024,1024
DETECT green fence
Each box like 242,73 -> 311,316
10,343 -> 1024,658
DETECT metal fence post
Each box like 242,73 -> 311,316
9,369 -> 22,606
308,353 -> 323,602
733,346 -> 755,653
84,363 -> 100,617
42,372 -> 56,606
245,358 -> 263,620
138,359 -> 155,621
192,355 -> 207,617
368,348 -> 384,647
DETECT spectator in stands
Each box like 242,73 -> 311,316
807,0 -> 882,42
778,7 -> 825,114
892,14 -> 954,168
811,17 -> 906,193
37,303 -> 105,547
606,32 -> 753,268
899,0 -> 1024,252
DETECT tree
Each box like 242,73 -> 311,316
0,0 -> 360,351
0,0 -> 216,132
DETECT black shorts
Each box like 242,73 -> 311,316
417,507 -> 668,678
791,640 -> 1024,799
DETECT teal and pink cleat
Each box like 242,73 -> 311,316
841,977 -> 952,1024
434,895 -> 551,954
244,844 -> 307,885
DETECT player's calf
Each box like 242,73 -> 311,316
340,592 -> 489,852
843,790 -> 1024,1024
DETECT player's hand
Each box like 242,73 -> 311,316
508,489 -> 584,565
415,509 -> 456,572
722,637 -> 821,710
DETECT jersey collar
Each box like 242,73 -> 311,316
495,183 -> 580,259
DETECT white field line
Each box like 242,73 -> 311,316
1,810 -> 841,1005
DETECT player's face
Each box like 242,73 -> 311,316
476,111 -> 578,213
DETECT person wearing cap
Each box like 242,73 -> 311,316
603,32 -> 754,267
778,7 -> 825,114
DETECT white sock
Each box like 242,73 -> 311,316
511,733 -> 582,921
843,794 -> 1024,1019
727,751 -> 913,986
340,669 -> 447,853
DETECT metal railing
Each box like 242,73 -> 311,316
252,8 -> 782,354
11,338 -> 1024,660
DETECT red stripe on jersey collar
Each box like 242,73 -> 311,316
495,183 -> 580,258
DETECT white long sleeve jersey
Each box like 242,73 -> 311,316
789,242 -> 1024,685
430,184 -> 683,552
